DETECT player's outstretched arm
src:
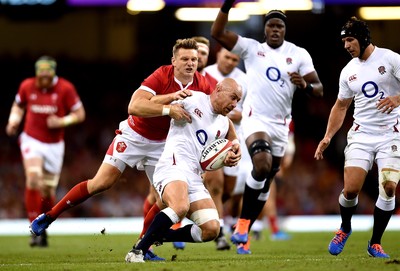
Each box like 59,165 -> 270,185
314,97 -> 352,160
210,0 -> 239,51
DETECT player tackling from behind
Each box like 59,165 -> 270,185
6,56 -> 85,247
315,16 -> 400,258
29,38 -> 213,260
125,78 -> 242,263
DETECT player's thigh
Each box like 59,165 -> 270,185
204,169 -> 224,193
223,174 -> 236,195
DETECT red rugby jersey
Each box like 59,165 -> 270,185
128,65 -> 213,141
16,77 -> 82,143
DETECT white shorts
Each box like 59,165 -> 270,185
345,124 -> 400,171
153,164 -> 211,203
103,120 -> 165,177
223,164 -> 239,176
19,132 -> 65,174
241,115 -> 289,157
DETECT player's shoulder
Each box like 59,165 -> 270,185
156,65 -> 173,75
20,77 -> 35,87
238,35 -> 259,45
204,64 -> 217,72
284,40 -> 308,53
56,77 -> 77,91
194,71 -> 213,93
186,90 -> 207,101
374,46 -> 398,59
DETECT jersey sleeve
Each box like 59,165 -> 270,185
388,49 -> 400,80
62,79 -> 82,112
141,66 -> 170,95
337,65 -> 354,100
15,78 -> 32,106
298,47 -> 316,77
231,35 -> 251,60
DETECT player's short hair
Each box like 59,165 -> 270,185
192,36 -> 210,48
264,10 -> 287,25
341,16 -> 371,58
172,38 -> 199,56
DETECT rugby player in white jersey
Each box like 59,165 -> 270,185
125,78 -> 242,262
203,47 -> 248,251
315,16 -> 400,258
211,1 -> 324,253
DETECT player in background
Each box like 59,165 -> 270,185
140,36 -> 218,251
228,120 -> 294,254
5,56 -> 86,247
193,36 -> 219,89
125,78 -> 242,263
30,39 -> 213,261
315,16 -> 400,258
203,47 -> 248,251
211,2 -> 323,254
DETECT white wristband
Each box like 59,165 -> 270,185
63,115 -> 77,126
232,139 -> 240,145
162,105 -> 171,116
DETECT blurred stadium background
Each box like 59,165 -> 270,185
0,0 -> 399,231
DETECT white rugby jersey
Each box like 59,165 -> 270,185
232,35 -> 316,125
156,91 -> 230,173
338,46 -> 400,132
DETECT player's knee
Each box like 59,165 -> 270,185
248,140 -> 273,180
190,208 -> 220,241
379,169 -> 400,199
199,219 -> 220,241
248,139 -> 271,158
26,166 -> 43,188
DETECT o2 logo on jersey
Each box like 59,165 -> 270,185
196,129 -> 208,146
361,81 -> 382,99
266,67 -> 285,87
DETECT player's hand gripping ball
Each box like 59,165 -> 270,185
200,138 -> 233,171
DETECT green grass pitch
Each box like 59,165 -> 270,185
0,231 -> 399,271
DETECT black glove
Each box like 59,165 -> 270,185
221,0 -> 235,13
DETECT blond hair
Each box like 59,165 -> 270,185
192,36 -> 210,48
172,38 -> 199,56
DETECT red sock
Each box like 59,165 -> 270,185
143,197 -> 153,218
139,203 -> 160,238
268,216 -> 279,234
41,195 -> 55,213
25,188 -> 41,222
47,180 -> 90,219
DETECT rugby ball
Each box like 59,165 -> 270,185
200,138 -> 233,171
